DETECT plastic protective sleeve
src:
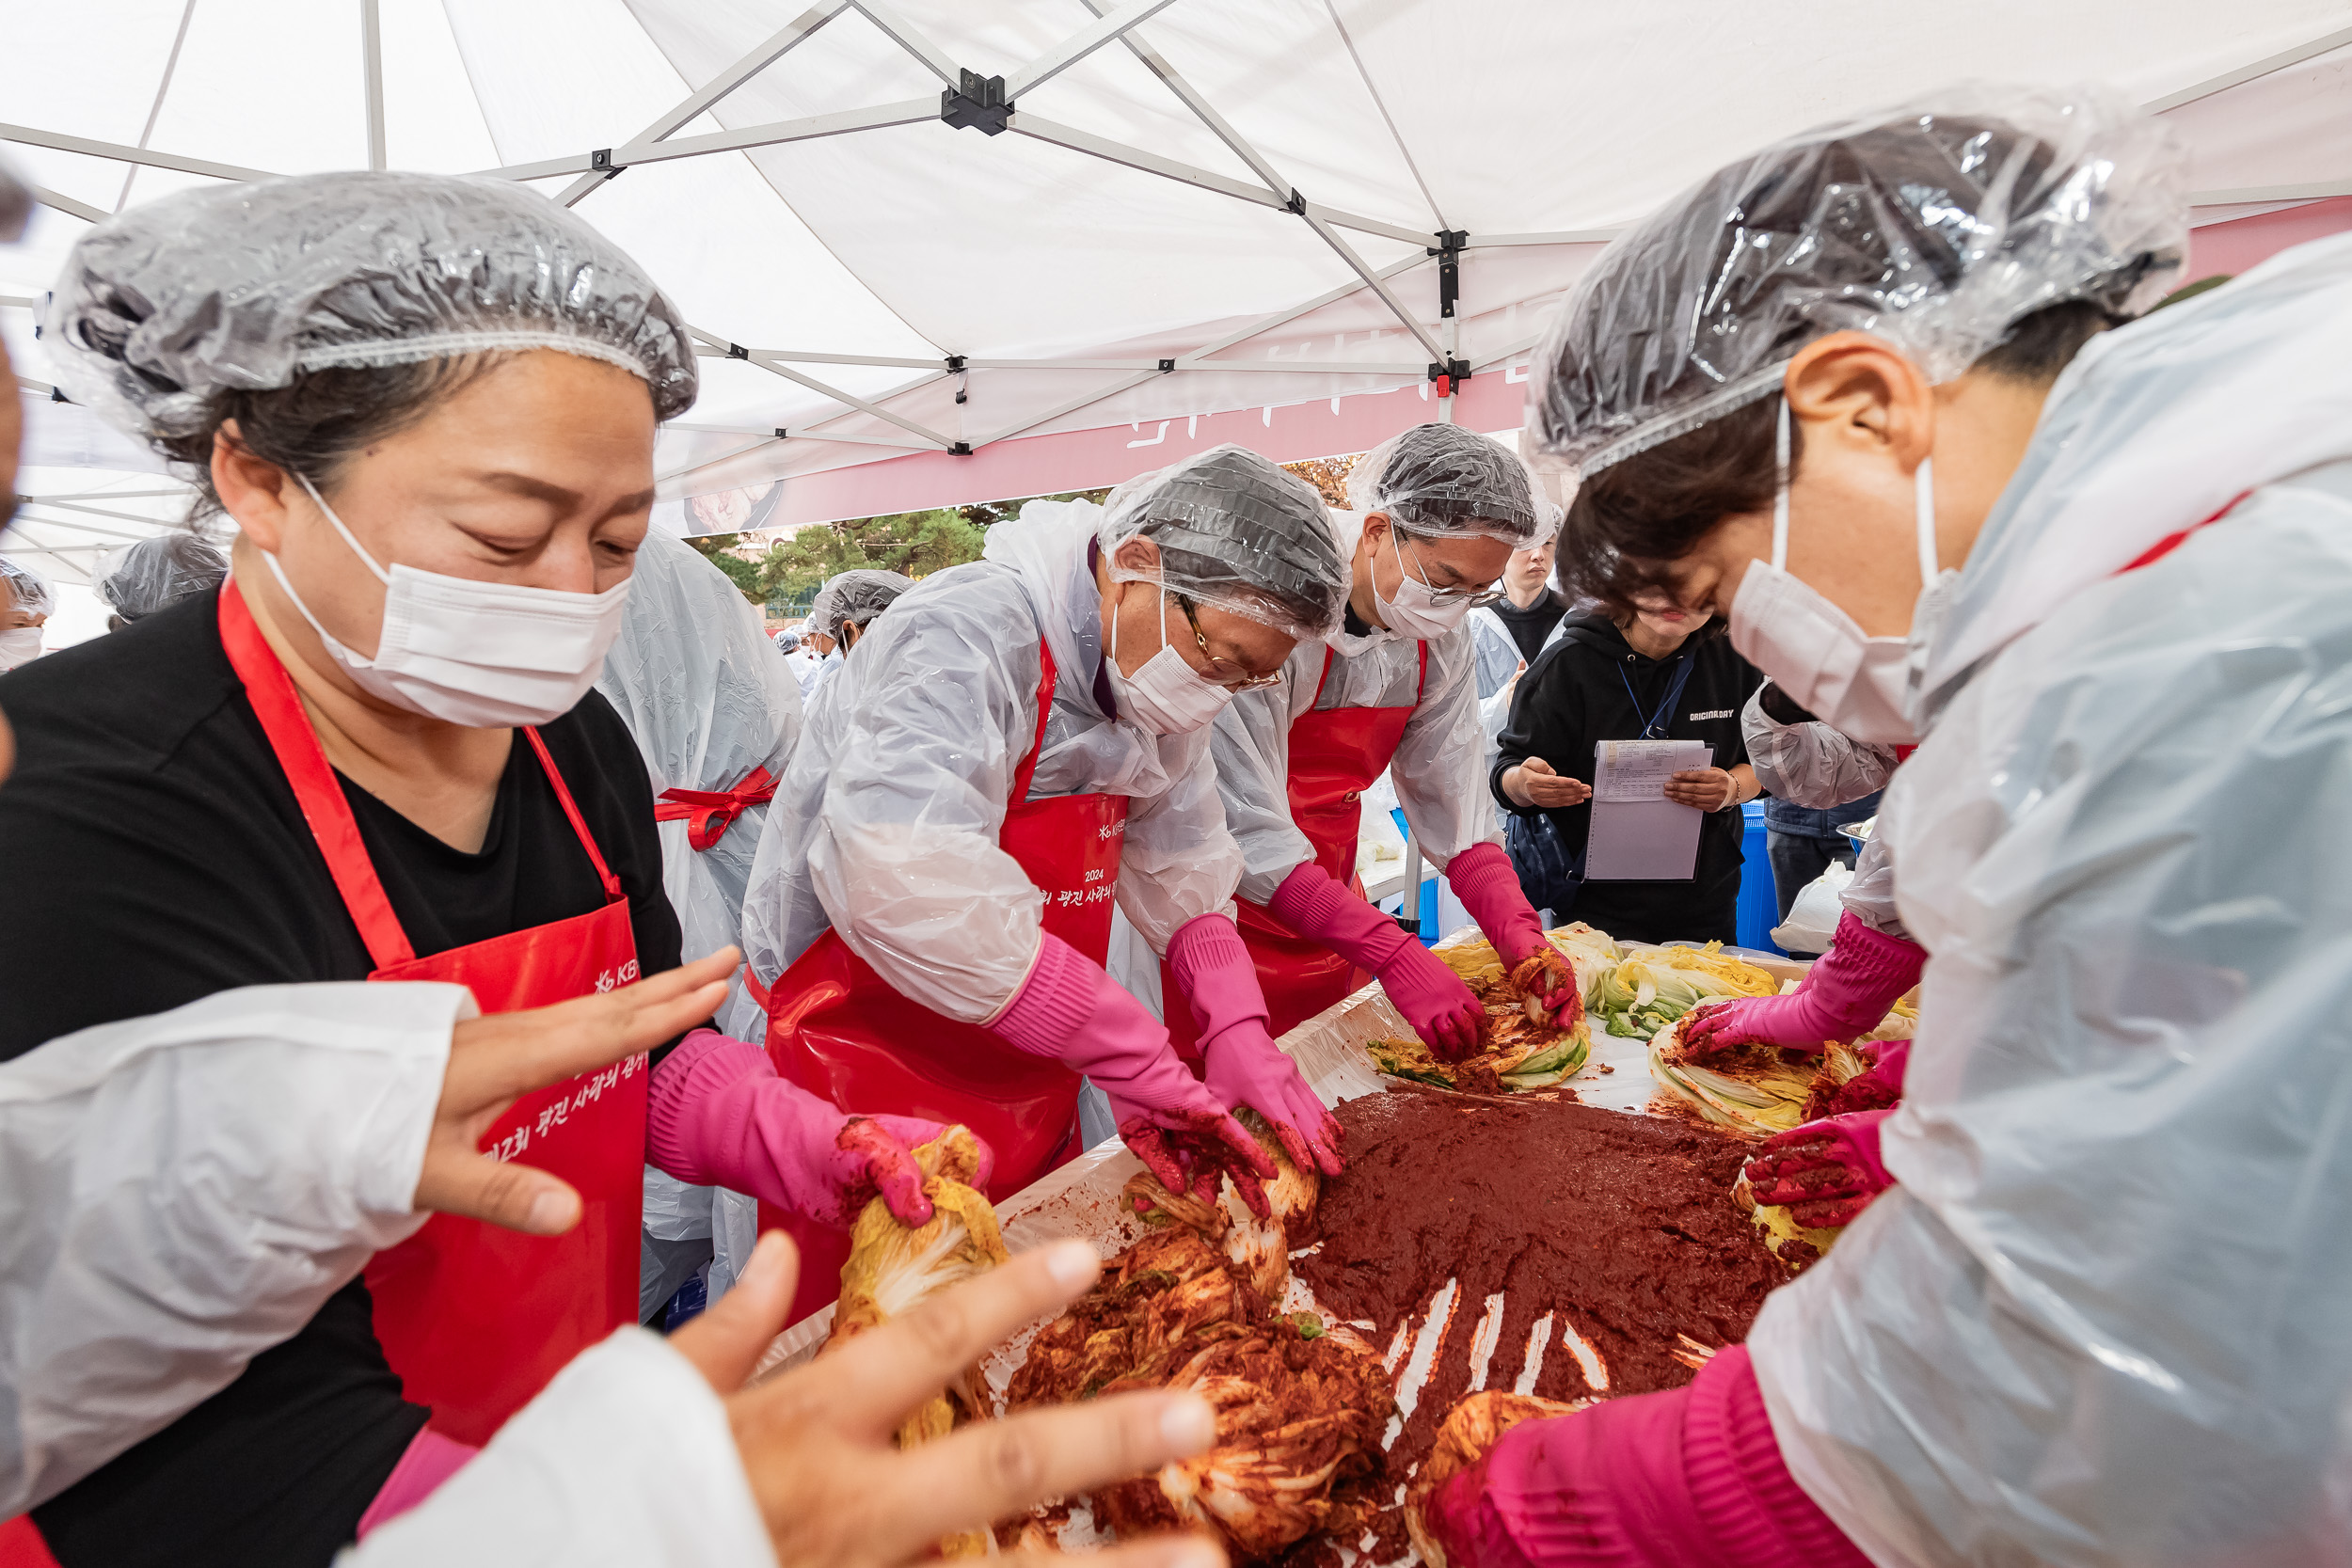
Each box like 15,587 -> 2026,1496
1213,596 -> 1498,909
1748,467 -> 2352,1568
1740,687 -> 1899,810
0,981 -> 465,1517
342,1328 -> 771,1568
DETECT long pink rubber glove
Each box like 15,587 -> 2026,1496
1744,1108 -> 1895,1228
1420,1346 -> 1872,1568
1268,861 -> 1486,1063
1679,911 -> 1923,1059
1444,842 -> 1579,1022
990,932 -> 1278,1212
1165,912 -> 1344,1176
646,1028 -> 953,1228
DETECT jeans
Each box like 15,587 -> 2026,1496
1767,832 -> 1858,957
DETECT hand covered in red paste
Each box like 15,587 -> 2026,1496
1744,1109 -> 1894,1229
1119,1108 -> 1278,1218
646,1029 -> 965,1228
1200,1023 -> 1343,1178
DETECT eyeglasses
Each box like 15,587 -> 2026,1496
1173,595 -> 1285,689
1397,529 -> 1505,608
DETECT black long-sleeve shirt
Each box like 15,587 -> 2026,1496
0,588 -> 683,1568
1490,611 -> 1760,944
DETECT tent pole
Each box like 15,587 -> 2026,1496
28,186 -> 103,224
845,0 -> 963,85
552,1 -> 853,206
2142,23 -> 2352,114
0,124 -> 273,182
361,0 -> 387,171
1003,0 -> 1184,100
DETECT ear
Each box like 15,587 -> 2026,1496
211,423 -> 301,553
1783,332 -> 1936,473
1110,535 -> 1162,577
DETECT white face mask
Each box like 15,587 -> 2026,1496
0,626 -> 42,672
1105,588 -> 1234,737
262,474 -> 632,728
1371,523 -> 1475,640
1726,399 -> 1956,747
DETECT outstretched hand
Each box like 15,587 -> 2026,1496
416,947 -> 739,1235
672,1233 -> 1229,1568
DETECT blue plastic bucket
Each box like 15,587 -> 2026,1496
1736,800 -> 1784,955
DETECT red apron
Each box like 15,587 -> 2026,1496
221,581 -> 644,1447
756,641 -> 1127,1323
1165,643 -> 1427,1057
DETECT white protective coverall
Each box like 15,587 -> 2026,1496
0,983 -> 772,1563
596,529 -> 803,1308
730,499 -> 1242,1026
1749,232 -> 2352,1568
0,984 -> 464,1515
1213,509 -> 1502,908
1740,689 -> 1906,937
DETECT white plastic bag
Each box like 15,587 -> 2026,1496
1770,860 -> 1851,955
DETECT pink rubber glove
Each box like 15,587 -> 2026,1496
1419,1346 -> 1872,1568
1680,911 -> 1922,1059
1165,912 -> 1344,1176
646,1028 -> 955,1228
1268,861 -> 1486,1062
990,932 -> 1277,1212
1445,841 -> 1579,1022
1744,1108 -> 1895,1228
1809,1037 -> 1910,1119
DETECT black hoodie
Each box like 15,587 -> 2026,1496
1490,611 -> 1761,943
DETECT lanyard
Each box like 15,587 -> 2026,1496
1618,652 -> 1695,739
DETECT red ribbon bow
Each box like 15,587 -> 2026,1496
654,765 -> 777,852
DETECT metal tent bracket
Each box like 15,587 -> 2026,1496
941,71 -> 1012,135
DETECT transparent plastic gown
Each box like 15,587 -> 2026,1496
1749,233 -> 2352,1568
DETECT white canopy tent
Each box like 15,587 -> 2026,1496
6,0 -> 2352,602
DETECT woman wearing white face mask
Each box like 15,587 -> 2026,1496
1188,423 -> 1575,1082
0,173 -> 957,1568
732,444 -> 1349,1323
1414,87 -> 2352,1568
0,559 -> 51,672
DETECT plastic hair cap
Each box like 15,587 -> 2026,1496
45,170 -> 698,444
1098,443 -> 1349,641
1530,83 -> 2185,478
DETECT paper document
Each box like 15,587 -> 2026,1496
1584,739 -> 1710,880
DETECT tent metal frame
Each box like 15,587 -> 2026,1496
6,8 -> 2351,488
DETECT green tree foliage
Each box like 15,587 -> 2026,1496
750,508 -> 993,607
681,533 -> 766,606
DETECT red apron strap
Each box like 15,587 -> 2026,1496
1009,641 -> 1058,809
522,727 -> 625,900
1414,638 -> 1429,700
1310,645 -> 1338,705
216,581 -> 418,971
654,765 -> 778,852
2120,489 -> 2254,575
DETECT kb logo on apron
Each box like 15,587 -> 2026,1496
593,958 -> 644,993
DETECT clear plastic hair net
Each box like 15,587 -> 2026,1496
44,171 -> 697,444
1098,444 -> 1347,641
1346,422 -> 1542,544
1529,84 -> 2186,477
808,569 -> 914,644
0,559 -> 52,616
95,533 -> 229,625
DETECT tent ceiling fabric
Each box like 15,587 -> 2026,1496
4,0 -> 2351,546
